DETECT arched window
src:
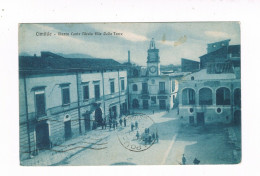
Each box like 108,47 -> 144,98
216,87 -> 230,105
234,88 -> 241,107
132,84 -> 138,91
182,88 -> 195,105
199,88 -> 212,105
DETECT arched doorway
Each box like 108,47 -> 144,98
95,108 -> 103,127
132,99 -> 139,108
234,110 -> 241,125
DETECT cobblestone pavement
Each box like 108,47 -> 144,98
164,121 -> 241,165
21,109 -> 240,165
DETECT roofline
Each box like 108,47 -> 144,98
207,39 -> 231,45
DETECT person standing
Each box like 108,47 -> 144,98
115,120 -> 118,129
193,158 -> 200,165
152,132 -> 155,141
131,122 -> 134,131
148,134 -> 152,144
104,118 -> 106,129
136,131 -> 140,140
109,119 -> 112,130
119,118 -> 123,126
113,119 -> 115,130
155,131 -> 159,143
124,118 -> 126,127
182,154 -> 186,165
135,121 -> 138,129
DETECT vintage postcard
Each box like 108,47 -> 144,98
19,22 -> 241,166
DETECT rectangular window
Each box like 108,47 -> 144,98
83,85 -> 89,100
151,96 -> 156,104
121,79 -> 125,91
62,87 -> 70,105
35,91 -> 46,117
95,84 -> 100,99
159,82 -> 165,93
142,83 -> 148,94
110,81 -> 115,94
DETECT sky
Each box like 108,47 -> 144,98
19,22 -> 240,66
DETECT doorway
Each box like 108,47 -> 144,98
132,99 -> 139,109
159,100 -> 166,110
64,120 -> 72,140
143,100 -> 149,109
36,122 -> 50,150
189,116 -> 195,125
95,107 -> 103,127
197,112 -> 205,126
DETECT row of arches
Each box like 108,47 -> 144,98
182,87 -> 241,106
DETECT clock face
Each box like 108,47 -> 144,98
149,66 -> 157,73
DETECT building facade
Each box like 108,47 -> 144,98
19,52 -> 128,160
178,40 -> 241,125
128,39 -> 178,110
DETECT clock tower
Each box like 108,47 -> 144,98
147,38 -> 160,76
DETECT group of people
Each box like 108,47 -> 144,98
131,121 -> 138,131
135,128 -> 159,145
182,154 -> 200,165
99,117 -> 127,130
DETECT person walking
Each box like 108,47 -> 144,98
101,120 -> 104,130
155,131 -> 159,143
104,118 -> 106,129
136,131 -> 140,140
113,119 -> 115,130
124,118 -> 126,127
131,122 -> 134,131
135,121 -> 138,129
115,120 -> 118,129
182,154 -> 186,165
148,134 -> 152,144
119,118 -> 123,126
152,132 -> 155,141
109,119 -> 112,130
193,158 -> 200,165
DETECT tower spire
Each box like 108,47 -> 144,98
150,38 -> 156,49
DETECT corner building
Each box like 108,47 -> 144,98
19,52 -> 128,160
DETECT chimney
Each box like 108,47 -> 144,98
128,50 -> 130,63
